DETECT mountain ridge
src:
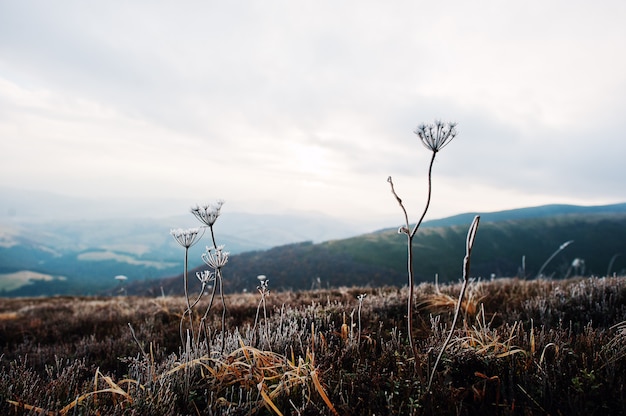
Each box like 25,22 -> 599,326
128,203 -> 626,296
2,201 -> 625,296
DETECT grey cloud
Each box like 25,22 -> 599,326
1,1 -> 625,222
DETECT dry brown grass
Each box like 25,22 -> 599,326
1,276 -> 626,415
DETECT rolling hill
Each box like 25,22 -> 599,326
0,209 -> 364,296
129,203 -> 626,296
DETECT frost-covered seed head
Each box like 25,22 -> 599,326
191,200 -> 225,227
196,270 -> 215,284
414,120 -> 457,152
170,227 -> 203,248
201,244 -> 229,269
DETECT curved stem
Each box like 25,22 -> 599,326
387,151 -> 438,366
607,253 -> 621,277
202,283 -> 218,322
387,176 -> 410,230
427,215 -> 480,392
252,297 -> 263,343
210,225 -> 217,249
536,240 -> 574,279
410,151 -> 437,238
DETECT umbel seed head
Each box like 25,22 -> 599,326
414,120 -> 457,152
191,200 -> 225,227
202,245 -> 229,269
170,227 -> 204,248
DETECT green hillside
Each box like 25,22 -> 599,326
146,211 -> 626,296
3,203 -> 626,297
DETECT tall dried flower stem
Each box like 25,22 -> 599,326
357,294 -> 366,345
253,276 -> 270,349
199,231 -> 228,354
218,269 -> 226,353
427,215 -> 480,392
183,246 -> 192,342
389,120 -> 457,367
388,150 -> 436,360
170,227 -> 204,347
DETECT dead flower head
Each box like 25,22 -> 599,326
414,120 -> 457,152
191,200 -> 225,227
202,244 -> 230,269
170,227 -> 204,248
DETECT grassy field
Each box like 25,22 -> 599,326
1,276 -> 625,415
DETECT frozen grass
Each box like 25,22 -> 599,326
2,276 -> 626,415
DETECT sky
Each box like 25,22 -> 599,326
1,1 -> 625,230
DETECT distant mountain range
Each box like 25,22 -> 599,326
128,202 -> 626,296
1,198 -> 625,297
0,188 -> 367,296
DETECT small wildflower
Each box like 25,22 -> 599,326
191,200 -> 225,227
414,120 -> 457,152
170,227 -> 204,248
201,244 -> 229,269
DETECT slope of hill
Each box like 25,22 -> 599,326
3,201 -> 626,296
374,202 -> 626,230
0,210 -> 364,296
140,206 -> 626,296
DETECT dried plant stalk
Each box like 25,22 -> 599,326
427,215 -> 480,392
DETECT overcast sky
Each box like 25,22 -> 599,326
1,1 -> 625,229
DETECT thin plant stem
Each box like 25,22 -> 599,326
253,301 -> 262,342
607,253 -> 621,277
388,178 -> 416,358
357,294 -> 366,345
218,269 -> 227,354
427,215 -> 480,392
388,150 -> 437,361
536,240 -> 574,279
262,296 -> 268,342
252,277 -> 270,348
198,224 -> 220,349
186,283 -> 209,347
406,233 -> 415,356
410,151 -> 437,238
357,305 -> 362,345
202,283 -> 218,323
209,225 -> 217,249
180,247 -> 195,346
